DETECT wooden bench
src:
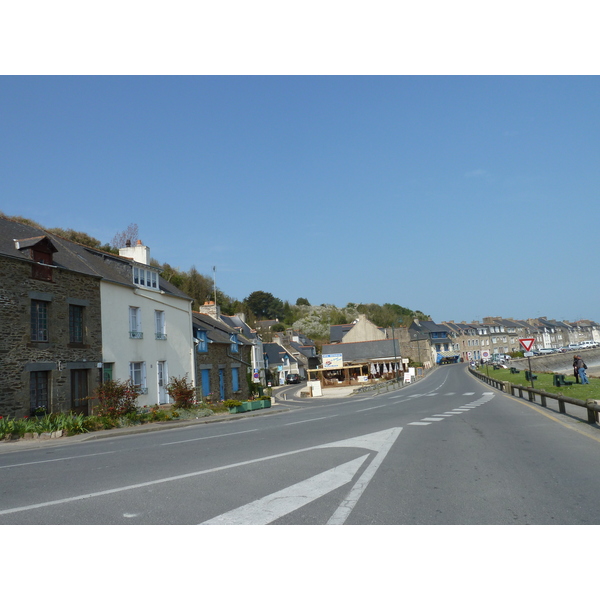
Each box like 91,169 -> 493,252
510,367 -> 520,374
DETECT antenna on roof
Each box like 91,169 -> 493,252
213,266 -> 217,306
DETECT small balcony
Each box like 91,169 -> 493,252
155,332 -> 167,340
129,331 -> 144,339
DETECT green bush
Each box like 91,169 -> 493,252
222,399 -> 243,408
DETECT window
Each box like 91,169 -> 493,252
232,367 -> 240,392
30,371 -> 49,414
155,310 -> 166,340
69,304 -> 84,344
133,267 -> 159,290
230,333 -> 239,353
129,362 -> 147,394
31,300 -> 49,342
129,306 -> 143,339
195,330 -> 208,352
32,248 -> 53,281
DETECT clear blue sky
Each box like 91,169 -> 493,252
1,75 -> 599,324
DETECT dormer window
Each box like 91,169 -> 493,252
230,333 -> 239,353
133,267 -> 159,290
195,329 -> 208,353
15,236 -> 57,282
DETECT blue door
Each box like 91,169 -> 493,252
219,369 -> 225,400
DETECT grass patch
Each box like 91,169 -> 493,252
476,366 -> 600,400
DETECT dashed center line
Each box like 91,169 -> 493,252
408,395 -> 494,426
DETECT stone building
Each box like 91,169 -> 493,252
0,218 -> 103,418
192,308 -> 253,402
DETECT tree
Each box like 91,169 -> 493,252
243,291 -> 285,320
296,297 -> 310,306
111,223 -> 139,249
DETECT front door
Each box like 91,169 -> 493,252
71,369 -> 89,415
157,361 -> 167,404
219,368 -> 225,401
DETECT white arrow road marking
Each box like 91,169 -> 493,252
327,427 -> 402,525
0,427 -> 402,521
200,455 -> 370,525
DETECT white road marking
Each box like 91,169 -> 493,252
0,451 -> 117,470
422,417 -> 445,422
355,406 -> 385,413
463,392 -> 475,395
162,429 -> 259,446
327,428 -> 402,525
0,428 -> 402,521
200,455 -> 370,525
426,393 -> 438,396
444,392 -> 456,395
284,416 -> 336,426
409,422 -> 431,426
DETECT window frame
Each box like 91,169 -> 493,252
31,299 -> 49,342
69,304 -> 84,344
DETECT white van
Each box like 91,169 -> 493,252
579,341 -> 597,349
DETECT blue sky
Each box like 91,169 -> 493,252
1,75 -> 599,324
1,0 -> 599,326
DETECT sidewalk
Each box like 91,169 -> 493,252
0,404 -> 290,454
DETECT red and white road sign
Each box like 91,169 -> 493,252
519,338 -> 535,352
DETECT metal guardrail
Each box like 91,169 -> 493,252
469,367 -> 600,425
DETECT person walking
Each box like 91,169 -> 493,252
575,355 -> 589,384
573,356 -> 580,384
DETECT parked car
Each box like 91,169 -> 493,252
285,374 -> 302,384
538,348 -> 555,355
578,341 -> 598,349
567,343 -> 582,351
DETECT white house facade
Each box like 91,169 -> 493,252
100,241 -> 195,406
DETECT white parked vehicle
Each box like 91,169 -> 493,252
578,341 -> 598,349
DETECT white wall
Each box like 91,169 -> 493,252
101,282 -> 195,405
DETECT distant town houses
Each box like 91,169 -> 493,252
324,314 -> 600,377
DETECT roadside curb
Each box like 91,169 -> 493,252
0,406 -> 291,453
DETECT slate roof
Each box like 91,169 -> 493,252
263,342 -> 299,366
192,311 -> 252,346
321,339 -> 401,363
329,324 -> 355,343
0,216 -> 190,300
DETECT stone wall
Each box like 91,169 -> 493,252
0,256 -> 103,418
194,341 -> 252,402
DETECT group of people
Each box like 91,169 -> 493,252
573,355 -> 589,384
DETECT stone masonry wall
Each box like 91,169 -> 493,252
0,256 -> 103,418
194,342 -> 252,402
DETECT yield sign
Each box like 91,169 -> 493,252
519,338 -> 535,352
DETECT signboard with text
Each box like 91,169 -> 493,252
322,353 -> 343,369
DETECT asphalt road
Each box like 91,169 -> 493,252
2,363 -> 600,525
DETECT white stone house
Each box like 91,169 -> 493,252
98,241 -> 196,405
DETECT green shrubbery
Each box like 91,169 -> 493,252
0,374 -> 249,442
